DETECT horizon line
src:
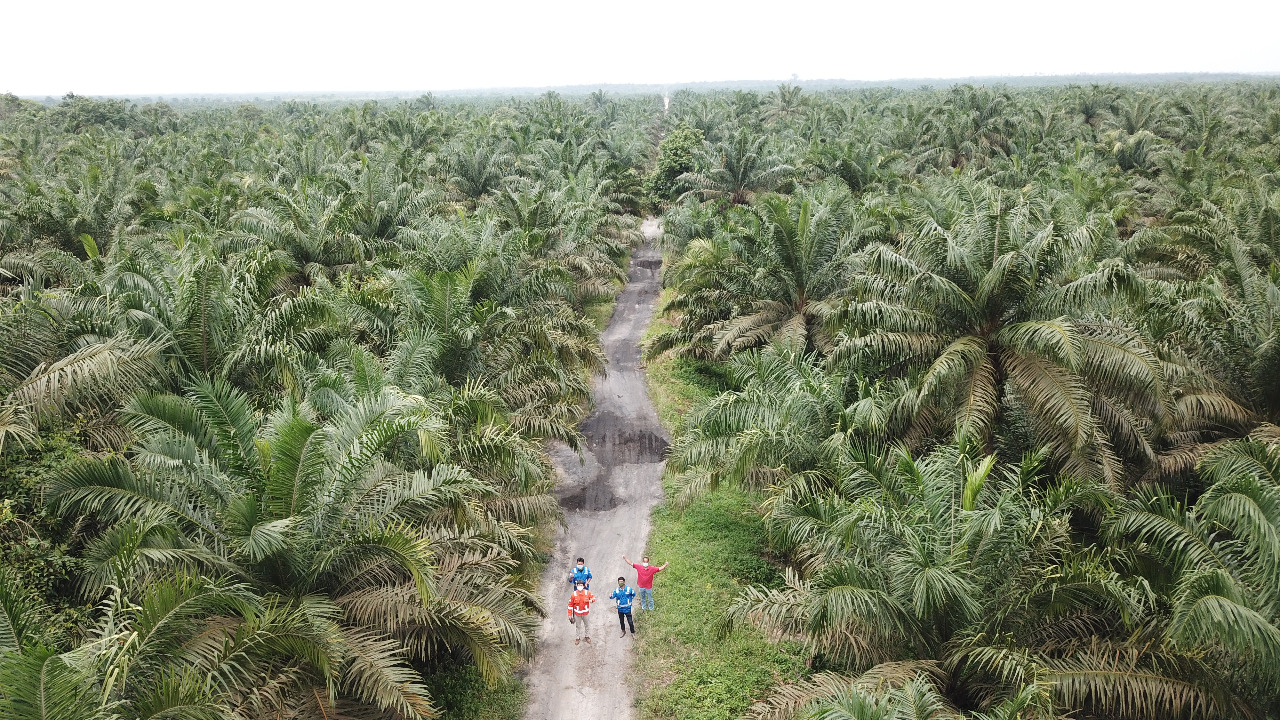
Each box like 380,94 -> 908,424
13,71 -> 1280,101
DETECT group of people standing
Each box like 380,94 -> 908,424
566,554 -> 668,646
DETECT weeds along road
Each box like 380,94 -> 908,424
522,219 -> 668,719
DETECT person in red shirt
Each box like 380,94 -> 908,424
567,581 -> 596,645
623,554 -> 668,611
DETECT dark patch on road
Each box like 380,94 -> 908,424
559,485 -> 621,511
581,411 -> 670,466
633,256 -> 663,272
555,414 -> 669,512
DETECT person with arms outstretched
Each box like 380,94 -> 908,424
623,554 -> 667,611
610,576 -> 637,637
568,557 -> 592,591
567,581 -> 596,645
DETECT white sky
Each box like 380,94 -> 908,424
3,0 -> 1279,96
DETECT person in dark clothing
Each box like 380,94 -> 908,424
610,576 -> 637,637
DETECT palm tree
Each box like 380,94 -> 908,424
0,243 -> 172,448
678,128 -> 793,205
385,261 -> 602,441
805,137 -> 900,195
0,134 -> 154,255
833,177 -> 1170,482
652,181 -> 859,359
1115,436 -> 1280,715
235,182 -> 361,284
1070,84 -> 1119,135
665,346 -> 901,505
923,86 -> 1018,170
446,141 -> 513,203
745,671 -> 1053,720
0,570 -> 340,720
47,378 -> 552,717
1105,93 -> 1174,138
335,155 -> 440,244
764,84 -> 807,125
720,444 -> 1248,719
670,95 -> 729,142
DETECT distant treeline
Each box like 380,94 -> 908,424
16,72 -> 1280,106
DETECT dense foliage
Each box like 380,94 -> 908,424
0,90 -> 654,719
7,80 -> 1280,720
654,83 -> 1280,720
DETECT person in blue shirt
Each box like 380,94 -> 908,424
610,576 -> 636,637
569,557 -> 592,591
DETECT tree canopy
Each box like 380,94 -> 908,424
0,89 -> 650,719
655,81 -> 1280,720
5,80 -> 1280,719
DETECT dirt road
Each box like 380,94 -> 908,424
522,219 -> 667,719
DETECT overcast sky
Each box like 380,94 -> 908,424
4,0 -> 1279,96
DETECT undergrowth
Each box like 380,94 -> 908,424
426,665 -> 526,720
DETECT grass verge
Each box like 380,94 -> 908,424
634,487 -> 806,720
584,297 -> 619,333
426,665 -> 525,720
641,289 -> 733,433
635,295 -> 807,720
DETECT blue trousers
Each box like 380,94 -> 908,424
637,587 -> 654,610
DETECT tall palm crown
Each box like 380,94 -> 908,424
678,127 -> 794,205
836,178 -> 1168,482
48,377 -> 552,718
653,181 -> 859,359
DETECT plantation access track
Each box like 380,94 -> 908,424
522,219 -> 668,719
